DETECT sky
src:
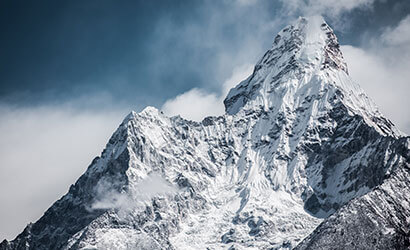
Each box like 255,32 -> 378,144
0,0 -> 409,240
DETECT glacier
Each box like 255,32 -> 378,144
1,16 -> 409,250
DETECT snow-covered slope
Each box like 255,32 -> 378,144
1,16 -> 409,250
295,137 -> 410,250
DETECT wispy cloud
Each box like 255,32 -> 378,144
0,101 -> 127,240
341,14 -> 410,134
161,64 -> 253,121
90,173 -> 178,216
280,0 -> 376,17
162,88 -> 223,121
380,15 -> 410,46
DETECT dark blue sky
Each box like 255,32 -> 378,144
0,0 -> 409,110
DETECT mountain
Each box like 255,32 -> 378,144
295,147 -> 410,250
1,16 -> 409,250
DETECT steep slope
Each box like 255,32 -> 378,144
1,16 -> 408,250
295,137 -> 410,249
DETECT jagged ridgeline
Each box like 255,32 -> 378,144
2,16 -> 409,250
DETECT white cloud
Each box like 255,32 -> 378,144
0,104 -> 126,240
236,0 -> 258,6
341,15 -> 410,134
222,63 -> 254,96
150,0 -> 280,95
161,64 -> 254,121
162,88 -> 224,121
381,15 -> 410,46
91,173 -> 177,212
281,0 -> 375,17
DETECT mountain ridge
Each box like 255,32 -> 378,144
1,16 -> 409,250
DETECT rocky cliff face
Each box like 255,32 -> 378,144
1,16 -> 409,250
295,138 -> 410,250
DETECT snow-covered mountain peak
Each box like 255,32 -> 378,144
124,106 -> 163,122
224,16 -> 351,116
223,16 -> 403,137
122,110 -> 138,123
2,17 -> 409,250
139,106 -> 161,116
271,16 -> 347,73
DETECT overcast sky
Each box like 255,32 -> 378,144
0,0 -> 409,240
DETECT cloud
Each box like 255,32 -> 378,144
236,0 -> 258,6
162,88 -> 223,121
161,64 -> 253,121
149,0 -> 282,95
341,15 -> 410,134
278,0 -> 378,31
381,15 -> 410,45
280,0 -> 375,17
222,64 -> 254,96
91,173 -> 178,212
0,103 -> 127,240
